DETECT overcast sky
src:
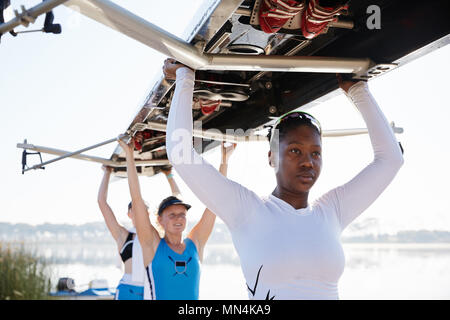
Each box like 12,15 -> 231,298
1,1 -> 449,236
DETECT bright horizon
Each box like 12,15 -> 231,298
1,1 -> 449,237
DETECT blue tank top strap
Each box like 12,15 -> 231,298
184,238 -> 198,254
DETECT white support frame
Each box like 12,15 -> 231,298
17,141 -> 170,170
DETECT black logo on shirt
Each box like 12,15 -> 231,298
168,256 -> 192,277
246,265 -> 275,300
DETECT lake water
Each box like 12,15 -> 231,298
37,242 -> 450,300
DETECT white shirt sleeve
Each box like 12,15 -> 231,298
324,81 -> 404,231
166,67 -> 261,230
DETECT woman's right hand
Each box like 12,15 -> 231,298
221,142 -> 237,164
163,58 -> 192,81
101,165 -> 112,173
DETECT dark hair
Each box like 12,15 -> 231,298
128,201 -> 149,211
268,115 -> 321,149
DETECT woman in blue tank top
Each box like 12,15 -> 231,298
97,135 -> 183,300
118,137 -> 236,300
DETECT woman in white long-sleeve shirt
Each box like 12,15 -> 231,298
163,59 -> 404,300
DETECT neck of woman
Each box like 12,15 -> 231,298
164,232 -> 183,246
272,186 -> 309,210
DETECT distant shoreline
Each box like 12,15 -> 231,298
342,242 -> 450,248
1,222 -> 450,245
3,241 -> 450,247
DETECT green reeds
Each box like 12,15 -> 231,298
0,242 -> 52,300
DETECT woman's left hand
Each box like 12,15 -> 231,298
161,166 -> 172,176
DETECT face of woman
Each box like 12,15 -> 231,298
158,204 -> 187,234
270,125 -> 322,194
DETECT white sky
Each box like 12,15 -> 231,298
0,1 -> 449,235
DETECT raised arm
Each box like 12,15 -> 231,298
324,76 -> 404,231
117,138 -> 160,266
164,59 -> 261,230
188,142 -> 237,261
97,165 -> 127,243
161,166 -> 181,197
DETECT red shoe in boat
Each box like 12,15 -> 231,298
258,0 -> 306,34
200,99 -> 221,116
301,0 -> 348,39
